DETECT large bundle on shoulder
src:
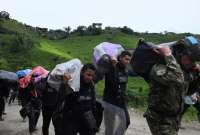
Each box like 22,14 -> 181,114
131,39 -> 177,81
47,58 -> 83,92
16,69 -> 32,79
93,42 -> 124,72
131,36 -> 200,82
0,70 -> 18,84
171,36 -> 200,61
19,66 -> 49,88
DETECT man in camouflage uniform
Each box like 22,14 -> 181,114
178,65 -> 200,127
144,36 -> 200,135
144,46 -> 186,135
174,36 -> 200,127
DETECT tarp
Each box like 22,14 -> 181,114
0,70 -> 18,83
98,101 -> 127,135
47,59 -> 83,92
16,69 -> 32,78
93,42 -> 124,65
19,66 -> 49,88
157,41 -> 177,49
186,36 -> 198,45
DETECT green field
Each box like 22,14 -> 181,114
0,17 -> 199,121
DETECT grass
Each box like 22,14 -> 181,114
182,106 -> 199,122
0,17 -> 199,121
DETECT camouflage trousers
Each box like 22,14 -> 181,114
145,110 -> 179,135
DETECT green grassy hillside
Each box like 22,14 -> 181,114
0,17 -> 199,121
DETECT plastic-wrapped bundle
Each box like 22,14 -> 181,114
100,101 -> 127,135
131,36 -> 200,81
131,39 -> 163,81
19,66 -> 49,88
184,92 -> 200,105
0,70 -> 18,83
47,59 -> 83,92
93,42 -> 124,66
16,69 -> 32,78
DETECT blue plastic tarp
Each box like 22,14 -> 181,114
16,69 -> 32,78
186,36 -> 198,45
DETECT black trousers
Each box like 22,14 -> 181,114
28,107 -> 41,133
62,110 -> 96,135
9,92 -> 18,104
42,106 -> 58,135
0,97 -> 5,117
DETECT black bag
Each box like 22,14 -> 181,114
131,39 -> 163,81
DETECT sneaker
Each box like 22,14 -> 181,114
0,117 -> 4,121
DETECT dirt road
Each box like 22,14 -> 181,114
0,103 -> 200,135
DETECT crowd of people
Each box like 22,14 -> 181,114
0,36 -> 200,135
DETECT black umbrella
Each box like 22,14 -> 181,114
0,70 -> 18,83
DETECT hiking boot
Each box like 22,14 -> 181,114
0,117 -> 4,121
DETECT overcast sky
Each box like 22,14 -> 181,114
1,0 -> 200,34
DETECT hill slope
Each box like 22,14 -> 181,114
1,16 -> 200,122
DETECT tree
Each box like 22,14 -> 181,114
76,26 -> 87,36
64,26 -> 71,35
120,26 -> 134,35
87,23 -> 102,35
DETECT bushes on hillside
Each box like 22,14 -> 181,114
9,34 -> 34,53
72,23 -> 102,36
47,29 -> 68,40
120,26 -> 134,35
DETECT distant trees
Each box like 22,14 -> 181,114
74,25 -> 87,36
72,23 -> 103,36
87,23 -> 102,35
47,29 -> 68,40
119,26 -> 134,35
71,24 -> 138,36
0,11 -> 10,19
64,26 -> 71,35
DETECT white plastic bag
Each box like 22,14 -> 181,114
47,59 -> 83,92
93,42 -> 124,65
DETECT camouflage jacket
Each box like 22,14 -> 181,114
147,55 -> 186,116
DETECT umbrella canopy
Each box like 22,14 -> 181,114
0,70 -> 18,83
19,66 -> 49,88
